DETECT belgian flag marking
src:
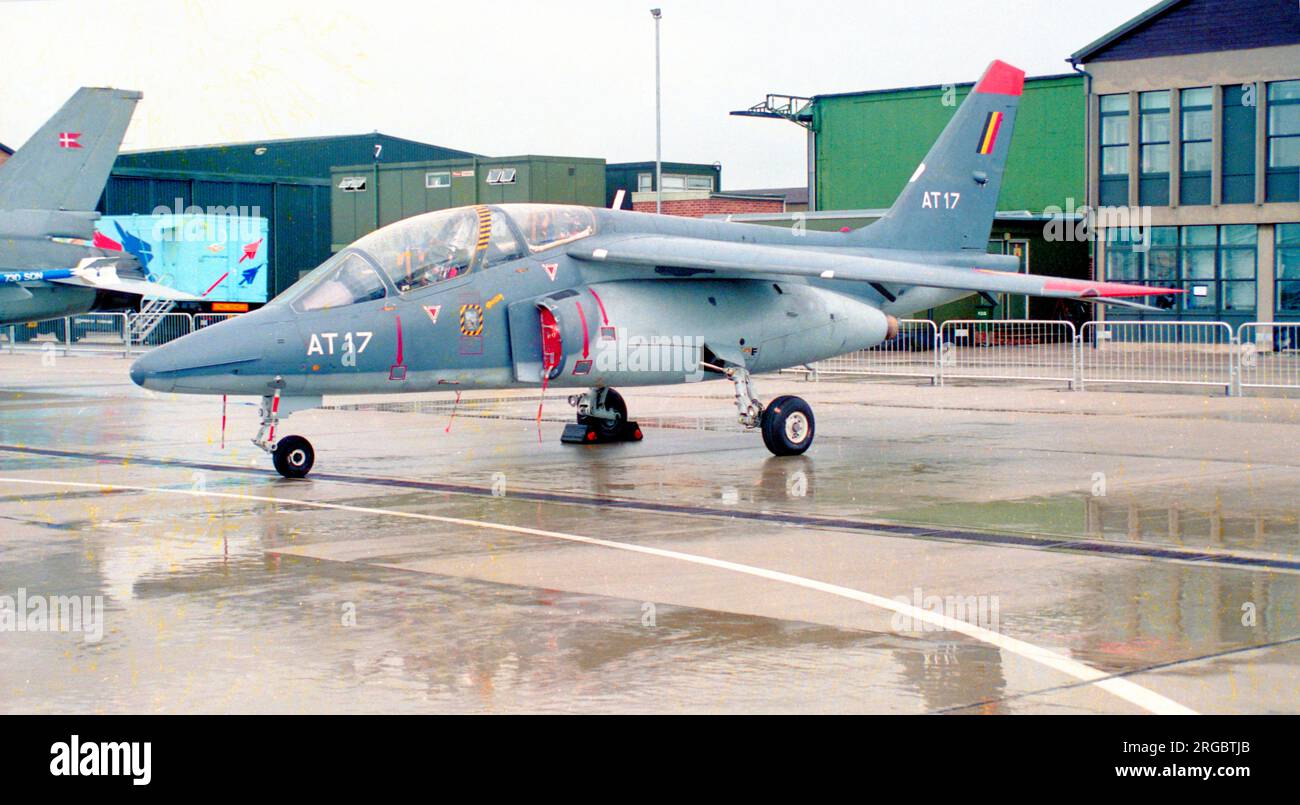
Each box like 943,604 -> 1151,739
976,111 -> 1003,155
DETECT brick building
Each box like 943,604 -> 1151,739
631,190 -> 784,218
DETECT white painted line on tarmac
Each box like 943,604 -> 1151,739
0,476 -> 1197,715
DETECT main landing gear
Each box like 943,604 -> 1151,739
253,388 -> 316,479
709,362 -> 816,457
561,387 -> 643,445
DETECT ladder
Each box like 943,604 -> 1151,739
129,297 -> 177,343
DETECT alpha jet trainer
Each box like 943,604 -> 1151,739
0,87 -> 195,327
131,60 -> 1177,478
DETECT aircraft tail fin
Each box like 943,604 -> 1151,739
0,87 -> 141,213
849,60 -> 1024,253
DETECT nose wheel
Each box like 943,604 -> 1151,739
252,388 -> 317,478
271,435 -> 315,478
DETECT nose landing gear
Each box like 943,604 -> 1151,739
561,387 -> 643,444
253,388 -> 316,478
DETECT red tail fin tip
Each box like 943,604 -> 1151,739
973,60 -> 1025,96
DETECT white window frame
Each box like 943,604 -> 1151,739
425,171 -> 451,189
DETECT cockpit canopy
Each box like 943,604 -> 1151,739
281,204 -> 596,312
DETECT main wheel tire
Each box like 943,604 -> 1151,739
272,434 -> 315,478
579,388 -> 627,436
760,395 -> 815,456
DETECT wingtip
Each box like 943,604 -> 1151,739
973,60 -> 1025,96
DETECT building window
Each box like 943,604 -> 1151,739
485,168 -> 517,185
1099,94 -> 1129,207
686,175 -> 714,191
661,174 -> 687,191
1179,87 -> 1212,205
1222,83 -> 1257,204
425,171 -> 450,189
1278,223 -> 1300,315
1180,225 -> 1218,313
1104,225 -> 1255,317
637,173 -> 652,192
1139,90 -> 1171,206
1266,80 -> 1300,202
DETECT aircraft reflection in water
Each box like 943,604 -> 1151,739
131,61 -> 1179,478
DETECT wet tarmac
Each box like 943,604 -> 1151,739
1,352 -> 1298,713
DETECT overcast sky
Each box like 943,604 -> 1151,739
2,0 -> 1149,189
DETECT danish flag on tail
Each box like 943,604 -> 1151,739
58,132 -> 83,149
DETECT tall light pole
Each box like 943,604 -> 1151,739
651,7 -> 662,214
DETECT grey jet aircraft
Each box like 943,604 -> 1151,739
131,60 -> 1178,478
0,87 -> 195,327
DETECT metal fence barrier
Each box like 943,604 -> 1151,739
939,319 -> 1078,386
68,313 -> 129,357
128,312 -> 193,351
1079,320 -> 1236,394
1237,322 -> 1300,392
811,319 -> 940,382
194,313 -> 241,330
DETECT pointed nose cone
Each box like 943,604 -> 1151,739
128,350 -> 156,389
129,315 -> 270,394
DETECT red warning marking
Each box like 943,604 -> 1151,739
423,304 -> 441,324
390,314 -> 407,381
574,300 -> 589,359
588,287 -> 609,324
543,262 -> 558,281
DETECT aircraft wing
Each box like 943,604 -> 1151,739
568,235 -> 1179,305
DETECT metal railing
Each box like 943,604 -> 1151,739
128,312 -> 192,349
194,313 -> 241,330
2,311 -> 247,356
812,319 -> 940,382
1237,322 -> 1300,392
68,313 -> 130,357
1078,321 -> 1236,393
787,317 -> 1300,398
939,319 -> 1078,386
